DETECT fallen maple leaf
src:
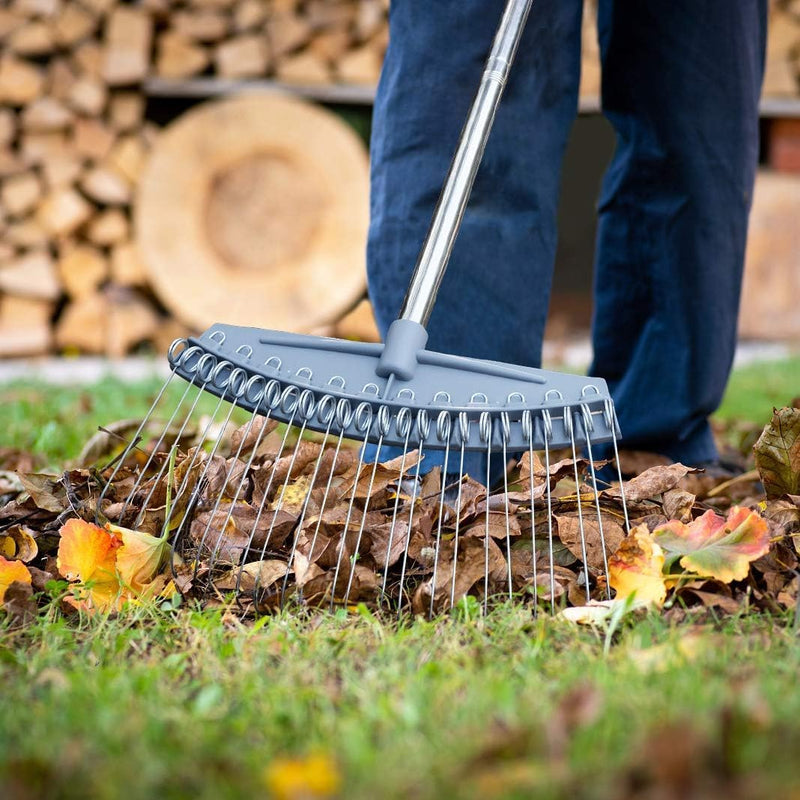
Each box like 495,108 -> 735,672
264,753 -> 341,800
109,523 -> 170,592
0,556 -> 32,603
608,524 -> 667,606
57,519 -> 124,612
754,407 -> 800,499
653,507 -> 770,583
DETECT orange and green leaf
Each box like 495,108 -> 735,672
0,556 -> 32,603
653,506 -> 770,583
110,524 -> 170,592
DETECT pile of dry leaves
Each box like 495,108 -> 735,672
0,405 -> 798,622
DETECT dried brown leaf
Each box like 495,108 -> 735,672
754,407 -> 800,498
555,513 -> 625,572
605,463 -> 697,503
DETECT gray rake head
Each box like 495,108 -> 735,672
97,325 -> 630,617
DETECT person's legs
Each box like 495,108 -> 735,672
366,0 -> 583,479
591,0 -> 767,465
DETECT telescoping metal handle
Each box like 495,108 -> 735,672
399,0 -> 533,327
376,0 -> 532,381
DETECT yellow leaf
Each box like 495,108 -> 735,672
264,753 -> 341,800
0,556 -> 32,603
608,524 -> 667,607
57,519 -> 124,613
109,524 -> 170,592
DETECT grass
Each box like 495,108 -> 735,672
0,357 -> 799,798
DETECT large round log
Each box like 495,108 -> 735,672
135,92 -> 369,333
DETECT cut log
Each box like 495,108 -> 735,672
156,32 -> 209,79
79,0 -> 116,15
107,135 -> 146,183
304,0 -> 357,32
0,295 -> 53,357
308,29 -> 352,63
14,0 -> 60,18
740,170 -> 800,339
102,7 -> 153,85
108,92 -> 145,132
47,58 -> 76,102
0,9 -> 26,41
37,187 -> 93,236
173,10 -> 230,43
215,34 -> 270,78
20,96 -> 73,131
58,242 -> 108,298
186,0 -> 237,9
7,21 -> 54,56
0,55 -> 44,105
19,131 -> 69,164
71,116 -> 115,160
79,165 -> 131,205
110,240 -> 146,286
85,208 -> 129,245
0,249 -> 60,300
67,75 -> 107,116
354,0 -> 385,42
769,118 -> 800,172
151,316 -> 194,355
135,93 -> 369,333
52,3 -> 98,48
275,50 -> 330,84
0,150 -> 27,180
335,44 -> 382,85
1,170 -> 42,217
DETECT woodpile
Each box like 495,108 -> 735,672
0,0 -> 799,356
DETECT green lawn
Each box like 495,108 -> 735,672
0,357 -> 799,799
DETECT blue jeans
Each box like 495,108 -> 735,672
366,0 -> 766,477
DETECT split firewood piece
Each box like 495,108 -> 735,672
151,317 -> 195,356
0,295 -> 53,358
0,9 -> 26,41
1,170 -> 42,217
308,29 -> 352,63
233,0 -> 268,33
7,21 -> 54,56
58,242 -> 108,298
85,208 -> 129,246
71,117 -> 115,160
266,13 -> 312,57
215,35 -> 270,79
19,131 -> 68,164
304,0 -> 357,32
79,0 -> 116,14
0,55 -> 44,105
108,92 -> 145,132
186,0 -> 238,10
55,292 -> 106,353
156,31 -> 209,80
107,135 -> 147,183
102,6 -> 153,86
15,0 -> 60,18
72,40 -> 103,78
41,154 -> 84,188
79,164 -> 131,205
0,109 -> 16,147
354,0 -> 386,42
66,74 -> 107,116
173,10 -> 230,43
46,58 -> 76,102
275,50 -> 331,84
106,288 -> 161,357
4,217 -> 49,250
51,3 -> 98,48
0,150 -> 27,180
335,44 -> 383,85
110,241 -> 146,287
37,187 -> 93,237
0,249 -> 61,300
20,96 -> 73,132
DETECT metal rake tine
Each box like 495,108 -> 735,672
542,410 -> 556,608
524,411 -> 538,611
344,426 -> 387,607
381,407 -> 413,599
331,408 -> 372,610
607,401 -> 630,531
281,397 -> 337,606
582,404 -> 611,600
449,429 -> 467,611
482,412 -> 492,616
500,413 -> 513,601
566,406 -> 591,604
429,412 -> 452,618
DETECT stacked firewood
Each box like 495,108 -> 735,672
0,0 -> 799,356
